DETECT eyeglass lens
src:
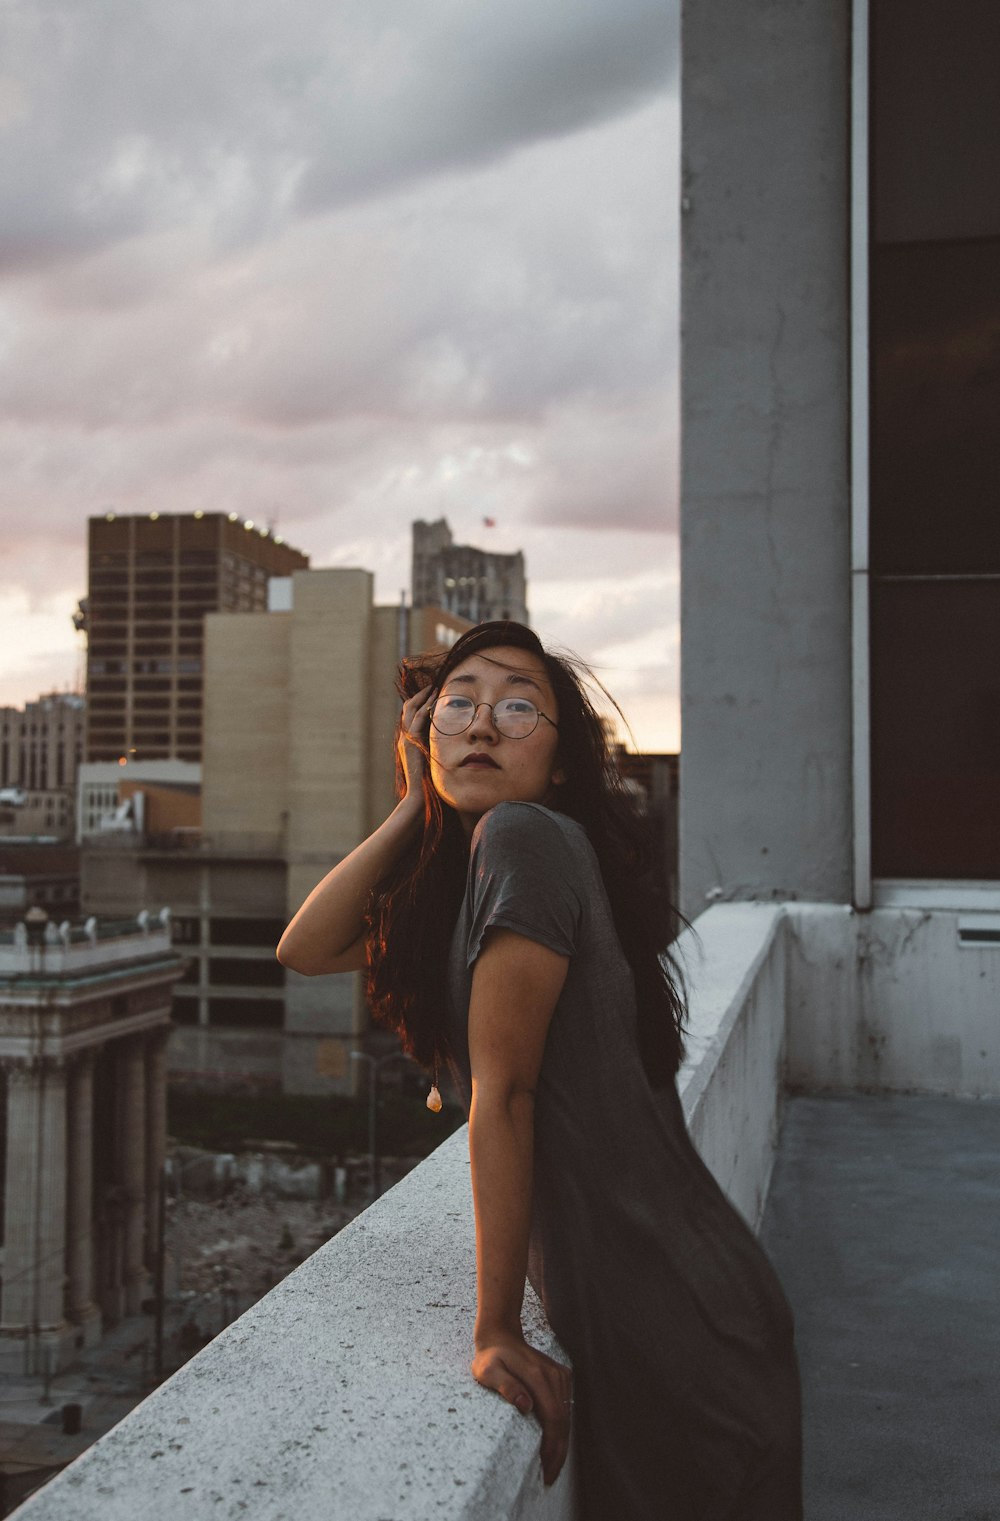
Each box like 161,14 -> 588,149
432,697 -> 539,737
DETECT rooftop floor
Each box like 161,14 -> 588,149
761,1093 -> 1000,1521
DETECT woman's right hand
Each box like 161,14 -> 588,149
471,1331 -> 573,1487
398,684 -> 435,803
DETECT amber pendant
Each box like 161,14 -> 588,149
426,1084 -> 443,1112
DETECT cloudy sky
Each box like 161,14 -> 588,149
0,0 -> 681,750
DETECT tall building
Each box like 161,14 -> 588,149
0,693 -> 85,793
0,694 -> 86,842
80,571 -> 470,1095
411,518 -> 528,625
84,512 -> 309,765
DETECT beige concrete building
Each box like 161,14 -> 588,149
0,695 -> 85,797
0,911 -> 182,1374
0,694 -> 86,843
0,793 -> 76,844
81,571 -> 469,1096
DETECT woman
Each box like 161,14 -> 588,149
277,621 -> 802,1520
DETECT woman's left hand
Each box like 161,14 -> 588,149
471,1329 -> 573,1486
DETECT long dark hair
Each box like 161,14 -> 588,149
364,621 -> 689,1088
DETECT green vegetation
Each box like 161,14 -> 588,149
167,1088 -> 465,1159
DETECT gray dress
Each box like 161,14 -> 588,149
445,802 -> 802,1521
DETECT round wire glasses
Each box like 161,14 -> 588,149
430,695 -> 558,739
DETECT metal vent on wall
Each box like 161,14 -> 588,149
957,916 -> 1000,947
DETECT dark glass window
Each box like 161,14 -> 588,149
207,996 -> 283,1028
870,0 -> 1000,879
209,957 -> 285,988
171,994 -> 200,1025
209,917 -> 287,947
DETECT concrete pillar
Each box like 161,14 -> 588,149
0,1059 -> 69,1373
116,1037 -> 148,1314
1,1062 -> 43,1340
144,1029 -> 169,1271
66,1051 -> 101,1344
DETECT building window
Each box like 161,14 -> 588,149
209,957 -> 286,988
209,917 -> 287,948
171,994 -> 200,1025
869,0 -> 1000,880
207,996 -> 283,1028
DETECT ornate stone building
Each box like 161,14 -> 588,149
411,518 -> 528,625
0,911 -> 183,1374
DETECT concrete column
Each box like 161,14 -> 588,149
116,1037 -> 148,1314
66,1051 -> 101,1344
143,1028 -> 169,1271
0,1059 -> 69,1373
1,1062 -> 43,1337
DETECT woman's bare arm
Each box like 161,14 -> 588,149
275,686 -> 432,975
467,927 -> 573,1486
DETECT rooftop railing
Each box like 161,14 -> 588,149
0,912 -> 176,977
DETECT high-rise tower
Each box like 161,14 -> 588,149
84,512 -> 308,763
411,518 -> 528,626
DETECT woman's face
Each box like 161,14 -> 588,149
428,645 -> 563,837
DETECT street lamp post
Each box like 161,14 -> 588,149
349,1050 -> 415,1202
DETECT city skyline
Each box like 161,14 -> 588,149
0,1 -> 681,751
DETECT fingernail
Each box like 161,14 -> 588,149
515,1394 -> 531,1413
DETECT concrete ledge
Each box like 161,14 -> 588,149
675,903 -> 788,1227
14,1129 -> 576,1521
17,903 -> 791,1520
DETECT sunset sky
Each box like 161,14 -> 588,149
0,0 -> 680,750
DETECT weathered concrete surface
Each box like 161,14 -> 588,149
676,903 -> 787,1228
679,0 -> 853,918
12,1128 -> 577,1521
761,1093 -> 1000,1520
785,904 -> 1000,1097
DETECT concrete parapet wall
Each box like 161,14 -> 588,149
676,903 -> 788,1228
785,904 -> 1000,1097
14,1130 -> 577,1521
